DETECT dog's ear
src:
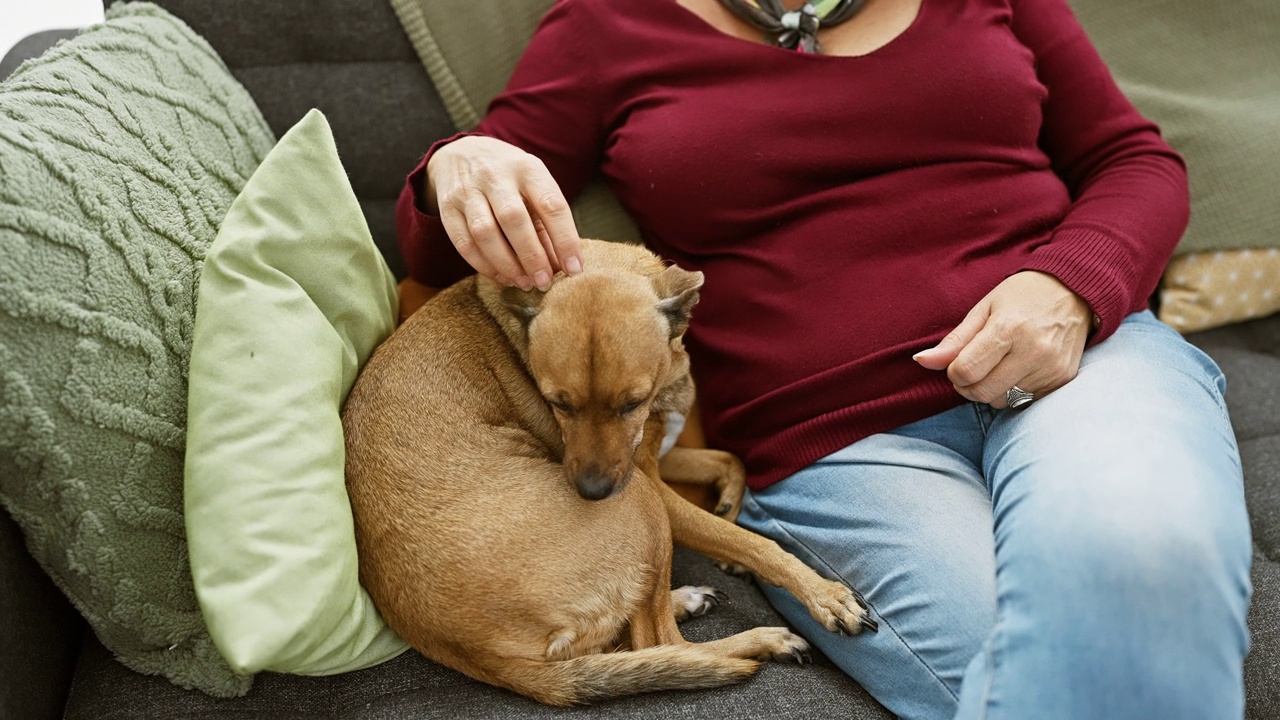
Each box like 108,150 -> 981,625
501,286 -> 545,328
652,265 -> 704,339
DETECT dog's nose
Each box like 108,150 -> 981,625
574,472 -> 615,501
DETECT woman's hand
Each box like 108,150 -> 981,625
425,136 -> 583,290
913,271 -> 1094,409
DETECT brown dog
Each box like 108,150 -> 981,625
343,239 -> 873,706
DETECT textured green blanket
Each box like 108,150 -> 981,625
0,3 -> 274,697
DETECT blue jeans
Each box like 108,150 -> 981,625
737,311 -> 1252,720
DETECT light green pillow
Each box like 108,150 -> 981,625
388,0 -> 641,245
185,109 -> 408,675
0,2 -> 274,697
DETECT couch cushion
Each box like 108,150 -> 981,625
63,548 -> 893,719
1189,313 -> 1280,718
185,109 -> 407,676
0,510 -> 84,720
0,2 -> 274,698
133,0 -> 457,280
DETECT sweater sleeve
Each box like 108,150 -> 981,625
1009,0 -> 1189,342
396,0 -> 608,287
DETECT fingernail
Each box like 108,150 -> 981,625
516,275 -> 533,291
534,270 -> 551,290
565,256 -> 582,275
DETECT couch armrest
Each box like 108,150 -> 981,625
1,28 -> 80,81
0,508 -> 86,720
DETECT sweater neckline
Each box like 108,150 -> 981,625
660,0 -> 927,61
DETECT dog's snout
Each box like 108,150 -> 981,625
574,472 -> 616,501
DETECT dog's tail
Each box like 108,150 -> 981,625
489,645 -> 760,706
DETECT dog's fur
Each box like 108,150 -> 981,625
343,239 -> 872,706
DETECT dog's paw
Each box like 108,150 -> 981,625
715,561 -> 750,577
671,585 -> 725,622
746,627 -> 811,664
803,579 -> 877,636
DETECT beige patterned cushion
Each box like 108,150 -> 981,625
1160,249 -> 1280,333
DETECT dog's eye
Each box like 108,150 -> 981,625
619,400 -> 643,416
548,398 -> 574,414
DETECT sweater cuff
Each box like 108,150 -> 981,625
396,132 -> 486,287
1019,227 -> 1141,344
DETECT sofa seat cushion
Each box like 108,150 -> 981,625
1188,312 -> 1280,717
63,548 -> 893,719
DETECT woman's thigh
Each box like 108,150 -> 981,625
960,310 -> 1252,719
738,404 -> 997,720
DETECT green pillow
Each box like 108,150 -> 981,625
0,2 -> 274,698
388,0 -> 641,245
1070,0 -> 1280,257
185,109 -> 408,676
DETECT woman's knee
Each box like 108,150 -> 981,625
1004,464 -> 1251,620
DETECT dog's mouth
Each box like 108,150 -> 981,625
569,467 -> 631,501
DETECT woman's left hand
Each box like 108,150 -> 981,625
913,271 -> 1094,409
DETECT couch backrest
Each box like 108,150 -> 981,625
125,0 -> 457,279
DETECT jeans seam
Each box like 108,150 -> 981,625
978,625 -> 998,720
744,493 -> 962,703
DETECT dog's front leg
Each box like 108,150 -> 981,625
658,446 -> 746,522
652,477 -> 877,637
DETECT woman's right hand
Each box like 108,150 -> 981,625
425,135 -> 583,291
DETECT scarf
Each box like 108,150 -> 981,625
716,0 -> 869,53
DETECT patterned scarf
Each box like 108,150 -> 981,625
716,0 -> 869,53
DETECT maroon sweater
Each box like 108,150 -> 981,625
397,0 -> 1189,490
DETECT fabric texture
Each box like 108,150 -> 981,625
397,0 -> 1189,491
1068,0 -> 1280,331
185,109 -> 407,676
1161,249 -> 1280,333
0,1 -> 274,697
387,0 -> 640,244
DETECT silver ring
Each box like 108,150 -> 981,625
1005,385 -> 1035,409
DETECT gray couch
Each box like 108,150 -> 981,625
2,1 -> 1278,718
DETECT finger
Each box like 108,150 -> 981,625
914,301 -> 990,370
521,169 -> 583,276
946,323 -> 1013,389
488,184 -> 554,290
462,196 -> 529,289
955,343 -> 1081,408
953,356 -> 1035,408
438,204 -> 504,284
532,215 -> 559,270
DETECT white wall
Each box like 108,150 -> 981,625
1,0 -> 104,61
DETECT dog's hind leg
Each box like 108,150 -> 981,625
659,446 -> 746,522
670,586 -> 725,622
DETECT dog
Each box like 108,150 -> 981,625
342,239 -> 874,706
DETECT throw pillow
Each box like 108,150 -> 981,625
388,0 -> 641,245
1160,250 -> 1280,334
0,2 -> 275,697
185,109 -> 408,676
1069,0 -> 1280,330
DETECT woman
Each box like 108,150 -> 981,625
396,0 -> 1252,717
